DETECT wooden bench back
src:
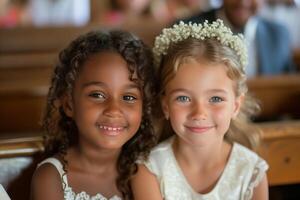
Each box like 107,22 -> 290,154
258,120 -> 300,186
0,120 -> 299,200
247,74 -> 300,121
0,134 -> 43,200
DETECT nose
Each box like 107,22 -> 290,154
190,101 -> 207,121
103,99 -> 123,118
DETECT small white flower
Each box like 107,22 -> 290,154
153,19 -> 248,70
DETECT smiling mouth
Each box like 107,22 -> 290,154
185,126 -> 214,134
98,125 -> 124,131
96,124 -> 126,136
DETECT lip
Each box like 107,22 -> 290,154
185,125 -> 214,134
96,123 -> 126,136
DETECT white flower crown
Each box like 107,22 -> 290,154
153,19 -> 248,70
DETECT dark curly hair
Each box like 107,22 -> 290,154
42,30 -> 158,199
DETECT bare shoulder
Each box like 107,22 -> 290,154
252,173 -> 269,200
131,164 -> 163,200
30,163 -> 64,200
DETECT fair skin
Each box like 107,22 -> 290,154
132,58 -> 268,199
31,52 -> 143,200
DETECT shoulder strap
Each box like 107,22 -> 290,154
38,157 -> 69,188
0,184 -> 11,200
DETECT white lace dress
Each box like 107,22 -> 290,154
142,136 -> 268,200
38,158 -> 122,200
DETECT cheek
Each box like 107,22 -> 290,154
169,105 -> 187,123
126,104 -> 143,128
212,105 -> 233,120
75,105 -> 99,126
169,104 -> 182,115
76,100 -> 99,115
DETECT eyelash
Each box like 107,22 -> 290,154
89,92 -> 105,99
209,96 -> 223,103
175,96 -> 224,103
89,92 -> 137,103
123,95 -> 137,102
176,96 -> 191,102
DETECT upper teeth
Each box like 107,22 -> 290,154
98,125 -> 122,131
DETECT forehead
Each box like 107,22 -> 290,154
77,52 -> 133,84
166,59 -> 235,92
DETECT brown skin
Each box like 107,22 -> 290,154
31,52 -> 143,200
223,0 -> 264,30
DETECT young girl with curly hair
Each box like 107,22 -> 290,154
30,30 -> 157,200
132,20 -> 269,200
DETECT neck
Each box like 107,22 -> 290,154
68,144 -> 121,173
173,136 -> 231,170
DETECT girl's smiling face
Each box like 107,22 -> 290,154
64,52 -> 143,150
161,59 -> 243,147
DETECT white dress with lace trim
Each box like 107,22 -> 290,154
142,136 -> 268,200
37,158 -> 122,200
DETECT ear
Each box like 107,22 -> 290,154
232,94 -> 244,118
62,94 -> 74,118
161,95 -> 170,120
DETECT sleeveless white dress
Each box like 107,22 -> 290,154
142,136 -> 268,200
38,158 -> 122,200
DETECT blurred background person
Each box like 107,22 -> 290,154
260,0 -> 300,70
27,0 -> 90,27
150,0 -> 203,24
0,0 -> 29,28
95,0 -> 153,26
177,0 -> 296,77
94,0 -> 218,29
150,0 -> 224,25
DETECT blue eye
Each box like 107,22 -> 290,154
176,96 -> 191,102
209,96 -> 223,103
123,95 -> 137,102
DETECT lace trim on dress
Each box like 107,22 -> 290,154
38,158 -> 122,200
64,186 -> 122,200
61,172 -> 122,200
244,159 -> 268,200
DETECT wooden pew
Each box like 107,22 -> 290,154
0,22 -> 162,54
0,67 -> 50,132
0,133 -> 43,200
0,121 -> 299,199
293,49 -> 300,71
257,120 -> 300,186
247,74 -> 300,121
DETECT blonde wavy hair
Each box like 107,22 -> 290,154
154,37 -> 261,150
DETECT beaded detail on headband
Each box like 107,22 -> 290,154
153,19 -> 248,70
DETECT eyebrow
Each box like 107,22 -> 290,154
82,81 -> 140,90
82,81 -> 105,88
206,89 -> 228,94
169,88 -> 228,95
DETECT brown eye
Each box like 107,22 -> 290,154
89,92 -> 105,99
123,95 -> 137,103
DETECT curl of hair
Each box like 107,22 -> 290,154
154,38 -> 261,150
42,30 -> 157,199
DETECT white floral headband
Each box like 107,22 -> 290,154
153,19 -> 248,70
